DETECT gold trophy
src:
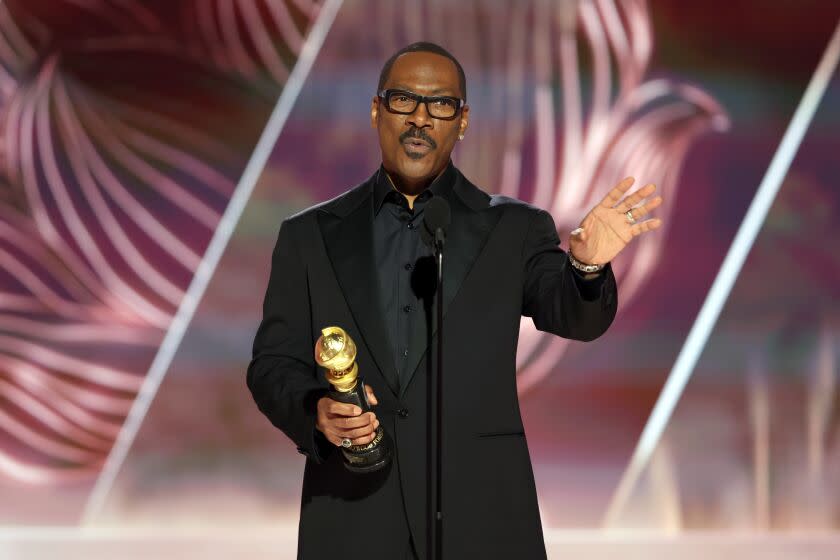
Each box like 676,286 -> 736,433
314,326 -> 392,473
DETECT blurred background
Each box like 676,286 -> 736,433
0,0 -> 838,558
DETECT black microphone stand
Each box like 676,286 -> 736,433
429,227 -> 444,560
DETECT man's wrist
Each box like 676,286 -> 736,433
568,251 -> 605,275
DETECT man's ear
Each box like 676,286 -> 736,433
370,96 -> 379,129
458,105 -> 470,138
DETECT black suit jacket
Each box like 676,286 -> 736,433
247,167 -> 618,559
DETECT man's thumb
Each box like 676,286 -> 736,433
366,385 -> 378,405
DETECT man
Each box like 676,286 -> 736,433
247,42 -> 662,559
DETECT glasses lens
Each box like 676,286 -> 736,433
388,92 -> 417,113
428,98 -> 458,118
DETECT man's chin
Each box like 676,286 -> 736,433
394,153 -> 440,178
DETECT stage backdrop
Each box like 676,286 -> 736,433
0,0 -> 838,557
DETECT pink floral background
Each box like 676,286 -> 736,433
0,1 -> 838,555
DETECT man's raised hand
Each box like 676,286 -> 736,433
568,177 -> 663,266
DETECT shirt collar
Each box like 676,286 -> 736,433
373,161 -> 456,215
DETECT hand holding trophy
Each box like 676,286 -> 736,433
314,326 -> 392,473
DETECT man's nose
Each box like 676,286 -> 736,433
407,102 -> 433,129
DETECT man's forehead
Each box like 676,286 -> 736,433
385,51 -> 460,95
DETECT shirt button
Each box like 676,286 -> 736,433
407,222 -> 415,230
403,349 -> 409,357
404,263 -> 412,270
398,408 -> 409,418
402,305 -> 412,313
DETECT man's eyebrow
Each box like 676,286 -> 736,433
388,84 -> 458,96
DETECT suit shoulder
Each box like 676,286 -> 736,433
488,195 -> 549,219
282,179 -> 372,228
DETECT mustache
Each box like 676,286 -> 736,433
399,127 -> 437,149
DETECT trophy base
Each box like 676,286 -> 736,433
343,455 -> 390,474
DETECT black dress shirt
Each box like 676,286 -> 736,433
371,162 -> 607,390
372,164 -> 453,388
310,166 -> 448,459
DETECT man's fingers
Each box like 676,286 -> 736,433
331,412 -> 377,429
631,218 -> 663,236
317,397 -> 381,448
326,422 -> 380,447
351,430 -> 379,446
339,422 -> 379,440
327,401 -> 362,417
628,196 -> 663,220
325,428 -> 355,447
599,176 -> 635,208
616,183 -> 657,212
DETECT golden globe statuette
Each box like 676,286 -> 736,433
314,326 -> 392,473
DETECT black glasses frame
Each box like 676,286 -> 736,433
377,89 -> 465,121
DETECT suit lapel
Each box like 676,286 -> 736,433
399,172 -> 502,397
317,181 -> 400,397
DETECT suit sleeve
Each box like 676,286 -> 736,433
247,218 -> 332,462
521,209 -> 618,341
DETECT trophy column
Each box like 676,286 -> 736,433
314,326 -> 392,473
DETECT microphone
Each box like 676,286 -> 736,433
421,197 -> 451,249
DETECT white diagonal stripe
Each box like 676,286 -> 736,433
81,0 -> 345,524
604,18 -> 840,527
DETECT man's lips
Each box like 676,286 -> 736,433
404,138 -> 431,148
402,138 -> 432,154
399,127 -> 436,159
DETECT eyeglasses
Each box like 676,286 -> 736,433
377,89 -> 464,120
